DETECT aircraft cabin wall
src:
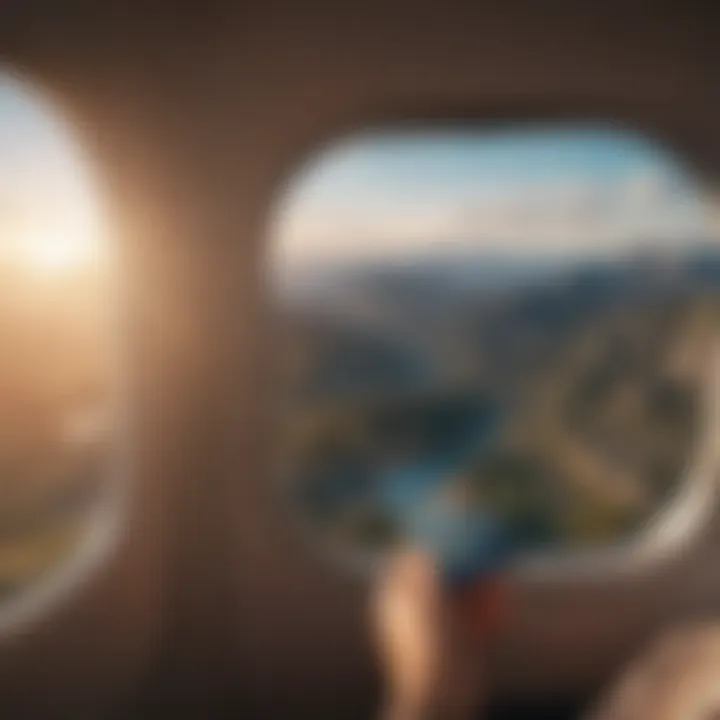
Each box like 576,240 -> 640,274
0,0 -> 717,717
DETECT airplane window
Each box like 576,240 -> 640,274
0,71 -> 118,621
270,123 -> 719,571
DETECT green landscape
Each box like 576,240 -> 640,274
280,250 -> 718,561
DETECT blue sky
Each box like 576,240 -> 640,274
289,124 -> 681,208
0,72 -> 103,270
274,123 -> 716,268
0,73 -> 87,194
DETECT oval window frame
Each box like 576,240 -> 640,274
0,66 -> 130,635
266,114 -> 720,584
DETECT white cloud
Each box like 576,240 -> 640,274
275,172 -> 718,267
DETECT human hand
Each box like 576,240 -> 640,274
371,551 -> 487,720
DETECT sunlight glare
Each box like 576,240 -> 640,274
12,227 -> 103,277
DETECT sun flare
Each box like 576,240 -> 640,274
12,228 -> 103,276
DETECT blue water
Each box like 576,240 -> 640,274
377,402 -> 500,504
375,405 -> 513,586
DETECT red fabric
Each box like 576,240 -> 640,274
455,576 -> 512,638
